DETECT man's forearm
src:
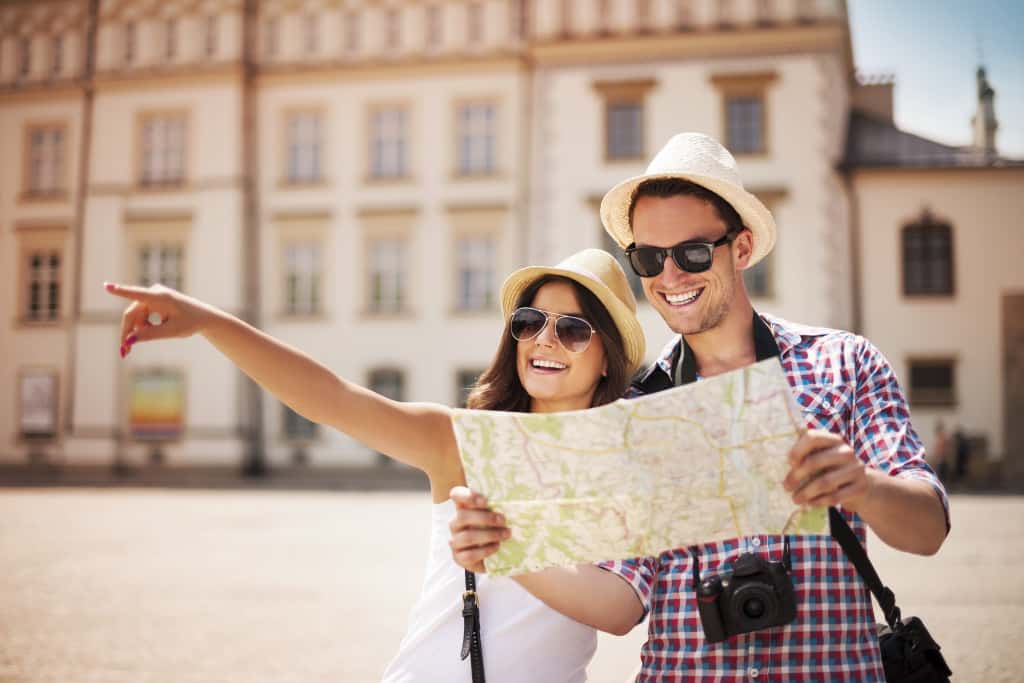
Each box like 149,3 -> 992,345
513,564 -> 644,635
852,469 -> 948,555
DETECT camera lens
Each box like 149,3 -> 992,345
743,597 -> 766,619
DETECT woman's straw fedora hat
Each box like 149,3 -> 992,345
500,249 -> 646,374
600,132 -> 777,268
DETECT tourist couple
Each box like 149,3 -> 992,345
106,132 -> 949,682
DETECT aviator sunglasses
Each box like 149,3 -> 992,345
509,307 -> 595,353
624,230 -> 739,278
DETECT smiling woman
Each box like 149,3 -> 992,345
103,247 -> 645,683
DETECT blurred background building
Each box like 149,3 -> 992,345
1,0 -> 1021,483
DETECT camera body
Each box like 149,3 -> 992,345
695,551 -> 797,643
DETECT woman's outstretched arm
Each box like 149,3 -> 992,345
105,283 -> 461,485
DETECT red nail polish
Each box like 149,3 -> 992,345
126,334 -> 137,345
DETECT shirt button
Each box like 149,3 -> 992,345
751,537 -> 761,547
749,668 -> 760,678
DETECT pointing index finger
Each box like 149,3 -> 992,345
104,282 -> 154,302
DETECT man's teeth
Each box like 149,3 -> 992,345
666,289 -> 701,305
532,359 -> 567,370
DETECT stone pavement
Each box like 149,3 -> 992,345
0,490 -> 1020,682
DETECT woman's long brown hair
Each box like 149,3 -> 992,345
466,276 -> 631,412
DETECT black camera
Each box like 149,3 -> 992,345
695,551 -> 797,643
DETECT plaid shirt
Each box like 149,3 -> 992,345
598,314 -> 950,683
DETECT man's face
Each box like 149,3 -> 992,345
631,194 -> 748,336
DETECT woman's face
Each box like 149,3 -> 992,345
516,280 -> 608,413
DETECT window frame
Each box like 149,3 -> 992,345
901,212 -> 955,298
360,208 -> 417,317
710,72 -> 778,157
366,103 -> 411,182
593,79 -> 657,163
136,110 -> 189,189
16,224 -> 68,326
454,99 -> 499,177
281,107 -> 326,186
907,357 -> 958,407
22,121 -> 69,200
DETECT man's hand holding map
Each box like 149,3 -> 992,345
451,358 -> 827,576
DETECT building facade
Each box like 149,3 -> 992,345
2,0 -> 1021,480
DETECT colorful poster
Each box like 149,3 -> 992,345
130,370 -> 184,440
20,372 -> 57,437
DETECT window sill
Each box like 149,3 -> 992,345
359,309 -> 417,321
135,180 -> 188,193
363,174 -> 415,185
451,170 -> 503,181
14,317 -> 66,329
19,190 -> 69,204
278,178 -> 328,189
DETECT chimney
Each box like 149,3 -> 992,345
852,72 -> 894,121
971,66 -> 998,160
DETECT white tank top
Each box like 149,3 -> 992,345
381,500 -> 597,682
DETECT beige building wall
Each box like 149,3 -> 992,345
852,167 -> 1024,460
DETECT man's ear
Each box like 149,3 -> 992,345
733,228 -> 754,270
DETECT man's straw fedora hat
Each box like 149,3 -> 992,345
500,249 -> 646,374
600,132 -> 777,268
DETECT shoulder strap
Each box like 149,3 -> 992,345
460,570 -> 486,683
829,507 -> 902,628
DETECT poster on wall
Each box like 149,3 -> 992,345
20,372 -> 58,438
129,370 -> 184,440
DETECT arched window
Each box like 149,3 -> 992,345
902,211 -> 954,296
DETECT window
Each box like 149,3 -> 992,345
138,243 -> 184,290
796,0 -> 816,22
165,18 -> 177,60
512,0 -> 529,39
756,0 -> 775,25
265,17 -> 279,57
124,22 -> 136,63
467,2 -> 483,43
369,369 -> 405,402
369,107 -> 408,179
601,230 -> 644,300
285,111 -> 322,184
636,0 -> 651,31
455,236 -> 496,311
129,369 -> 185,441
282,404 -> 318,440
23,250 -> 61,322
344,12 -> 360,53
304,13 -> 319,54
19,371 -> 59,439
726,96 -> 764,154
594,80 -> 656,162
205,16 -> 218,57
455,368 -> 485,407
711,72 -> 777,156
283,242 -> 321,315
596,0 -> 610,33
51,35 -> 63,76
25,125 -> 65,195
607,102 -> 643,160
139,114 -> 186,186
902,213 -> 954,296
386,8 -> 401,50
18,38 -> 31,78
717,0 -> 735,26
426,5 -> 442,48
908,359 -> 956,406
456,103 -> 496,176
676,0 -> 694,30
367,238 -> 406,313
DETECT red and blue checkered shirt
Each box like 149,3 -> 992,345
598,314 -> 950,682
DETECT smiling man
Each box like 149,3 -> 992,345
450,132 -> 950,682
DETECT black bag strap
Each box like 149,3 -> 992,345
829,507 -> 902,628
460,570 -> 486,683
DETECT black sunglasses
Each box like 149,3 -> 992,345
624,231 -> 738,278
509,307 -> 595,353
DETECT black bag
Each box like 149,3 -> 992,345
829,508 -> 952,682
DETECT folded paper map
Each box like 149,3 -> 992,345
452,357 -> 827,576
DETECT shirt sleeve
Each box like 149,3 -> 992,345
595,556 -> 657,620
852,335 -> 951,531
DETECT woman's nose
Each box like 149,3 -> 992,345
535,316 -> 559,347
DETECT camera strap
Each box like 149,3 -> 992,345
459,570 -> 486,683
829,507 -> 901,628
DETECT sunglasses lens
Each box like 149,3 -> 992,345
510,308 -> 547,341
676,243 -> 713,272
555,317 -> 594,353
628,247 -> 665,277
